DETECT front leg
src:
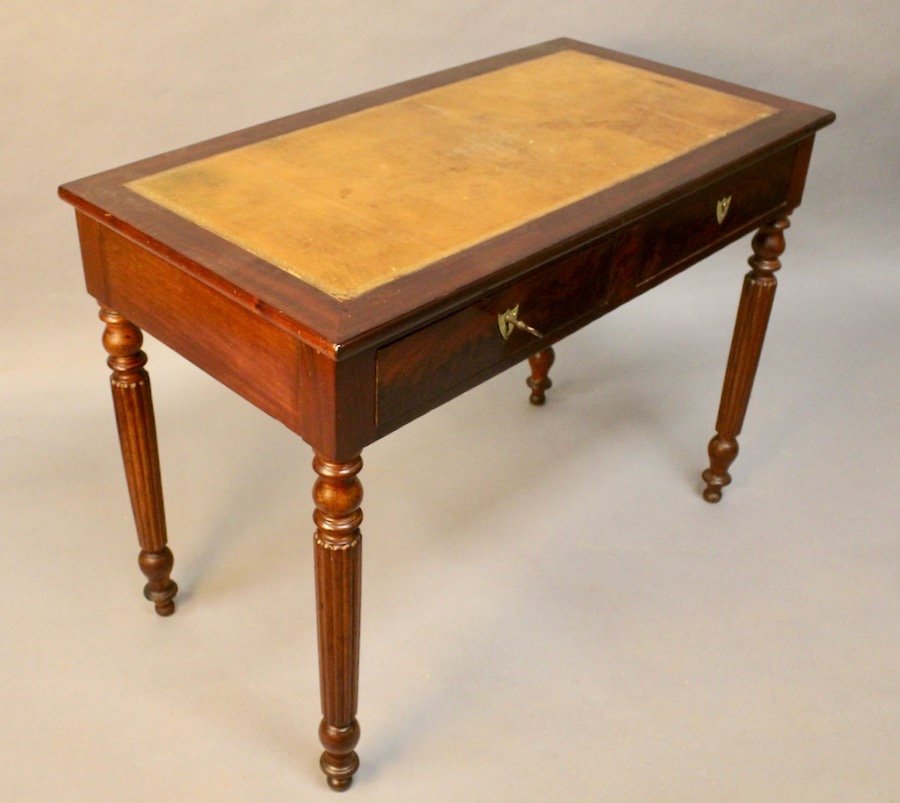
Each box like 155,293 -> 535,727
313,453 -> 363,791
702,216 -> 789,502
100,307 -> 177,615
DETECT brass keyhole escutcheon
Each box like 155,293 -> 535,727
716,195 -> 732,224
498,305 -> 543,341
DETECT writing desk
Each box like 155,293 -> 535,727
59,39 -> 834,790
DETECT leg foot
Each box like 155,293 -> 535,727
140,547 -> 178,616
313,453 -> 363,790
319,719 -> 361,791
100,307 -> 177,613
701,435 -> 738,503
702,217 -> 789,502
527,346 -> 555,405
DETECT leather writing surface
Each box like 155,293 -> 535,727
128,50 -> 774,299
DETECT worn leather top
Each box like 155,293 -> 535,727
127,49 -> 774,299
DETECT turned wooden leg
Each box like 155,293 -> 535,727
99,307 -> 177,615
527,346 -> 555,405
313,453 -> 363,791
702,216 -> 790,502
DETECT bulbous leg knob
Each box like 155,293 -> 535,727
140,547 -> 178,616
319,719 -> 361,791
701,435 -> 738,503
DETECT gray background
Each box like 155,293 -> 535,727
2,2 -> 897,800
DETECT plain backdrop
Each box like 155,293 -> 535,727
1,3 -> 898,801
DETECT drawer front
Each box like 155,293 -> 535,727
376,143 -> 800,431
631,143 -> 798,292
376,238 -> 616,427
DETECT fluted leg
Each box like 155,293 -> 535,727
100,307 -> 177,615
702,217 -> 790,502
313,453 -> 363,791
527,346 -> 555,405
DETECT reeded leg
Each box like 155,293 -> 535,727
99,307 -> 177,615
527,346 -> 555,405
313,454 -> 363,791
702,216 -> 790,502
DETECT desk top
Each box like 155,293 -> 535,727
126,50 -> 773,300
60,39 -> 833,352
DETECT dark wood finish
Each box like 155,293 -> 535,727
99,307 -> 177,615
78,213 -> 372,462
702,216 -> 790,502
527,348 -> 555,405
633,144 -> 796,288
375,236 -> 613,427
313,454 -> 363,791
59,40 -> 834,791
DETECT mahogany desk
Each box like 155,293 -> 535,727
59,39 -> 834,790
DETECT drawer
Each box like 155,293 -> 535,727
376,143 -> 801,431
631,143 -> 798,292
376,238 -> 616,428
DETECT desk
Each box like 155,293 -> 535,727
59,39 -> 834,790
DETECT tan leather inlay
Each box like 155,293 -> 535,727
127,50 -> 775,299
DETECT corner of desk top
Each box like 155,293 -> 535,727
57,182 -> 80,206
58,181 -> 106,215
819,108 -> 837,128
